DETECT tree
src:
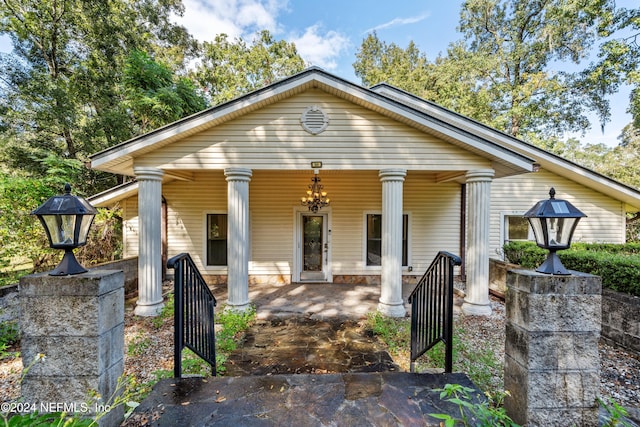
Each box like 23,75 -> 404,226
354,0 -> 617,139
0,0 -> 198,193
192,30 -> 307,105
581,6 -> 640,129
123,50 -> 207,135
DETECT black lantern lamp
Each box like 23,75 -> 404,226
32,183 -> 98,276
523,188 -> 586,275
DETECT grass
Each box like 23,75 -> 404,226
365,313 -> 504,396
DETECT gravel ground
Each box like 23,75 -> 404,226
1,295 -> 639,414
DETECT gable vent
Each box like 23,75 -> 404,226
300,106 -> 329,134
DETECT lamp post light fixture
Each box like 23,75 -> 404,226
523,187 -> 586,275
32,183 -> 98,276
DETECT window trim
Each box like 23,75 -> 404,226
204,212 -> 228,268
500,211 -> 534,257
363,211 -> 411,269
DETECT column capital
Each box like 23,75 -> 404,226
133,167 -> 164,181
465,169 -> 494,183
378,168 -> 407,182
225,168 -> 253,182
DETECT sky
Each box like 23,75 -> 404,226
0,0 -> 635,147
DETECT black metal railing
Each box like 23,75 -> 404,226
407,251 -> 461,373
168,253 -> 217,378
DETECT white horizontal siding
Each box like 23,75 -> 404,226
135,90 -> 490,172
490,170 -> 625,256
123,198 -> 138,258
123,170 -> 464,277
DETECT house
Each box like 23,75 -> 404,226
89,67 -> 640,317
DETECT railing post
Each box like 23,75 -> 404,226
444,256 -> 455,374
168,253 -> 217,379
408,251 -> 460,374
173,259 -> 184,378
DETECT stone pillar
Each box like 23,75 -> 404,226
19,270 -> 125,427
504,269 -> 601,427
377,168 -> 406,317
133,166 -> 164,316
462,169 -> 494,316
225,168 -> 252,311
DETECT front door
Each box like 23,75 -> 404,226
299,213 -> 329,282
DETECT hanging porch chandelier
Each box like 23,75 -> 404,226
301,171 -> 330,213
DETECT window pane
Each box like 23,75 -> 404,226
367,214 -> 382,266
207,214 -> 227,265
366,214 -> 408,266
507,216 -> 530,241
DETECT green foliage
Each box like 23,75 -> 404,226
127,334 -> 152,357
598,396 -> 633,427
0,173 -> 59,272
215,305 -> 256,375
365,315 -> 503,395
4,411 -> 93,427
503,241 -> 640,296
0,320 -> 19,360
0,269 -> 28,288
429,383 -> 519,427
502,241 -> 547,268
76,207 -> 123,267
365,311 -> 410,355
354,1 -> 617,139
123,50 -> 207,135
181,348 -> 212,377
151,293 -> 174,329
192,30 -> 306,105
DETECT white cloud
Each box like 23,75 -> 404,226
290,25 -> 350,70
174,1 -> 351,72
176,0 -> 289,42
363,13 -> 430,34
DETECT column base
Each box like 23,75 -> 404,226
461,300 -> 492,316
134,300 -> 165,316
377,301 -> 406,318
225,302 -> 252,313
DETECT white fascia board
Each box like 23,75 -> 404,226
88,181 -> 139,207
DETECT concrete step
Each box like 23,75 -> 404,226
124,372 -> 480,426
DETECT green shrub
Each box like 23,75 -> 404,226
502,241 -> 640,297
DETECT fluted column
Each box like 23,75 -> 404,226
225,168 -> 252,311
133,167 -> 165,316
378,168 -> 407,317
462,169 -> 494,316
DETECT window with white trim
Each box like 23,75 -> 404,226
206,214 -> 227,266
503,214 -> 534,244
366,213 -> 409,266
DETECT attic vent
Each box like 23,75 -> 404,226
300,106 -> 329,134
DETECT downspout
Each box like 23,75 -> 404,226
162,196 -> 168,281
460,183 -> 466,283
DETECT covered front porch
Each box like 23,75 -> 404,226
89,68 -> 534,318
109,166 -> 498,318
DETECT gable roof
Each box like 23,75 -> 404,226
89,67 -> 640,211
90,67 -> 533,179
370,83 -> 640,211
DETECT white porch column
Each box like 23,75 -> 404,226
225,168 -> 252,311
133,167 -> 165,316
462,168 -> 494,316
378,168 -> 407,317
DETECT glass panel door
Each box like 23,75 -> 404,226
300,215 -> 326,281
